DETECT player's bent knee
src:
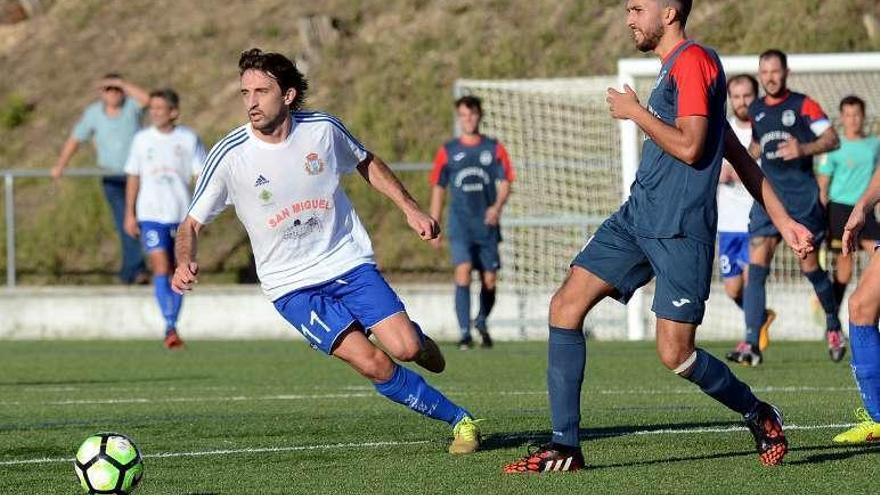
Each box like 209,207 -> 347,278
350,348 -> 395,382
657,345 -> 696,371
849,288 -> 880,324
389,340 -> 421,362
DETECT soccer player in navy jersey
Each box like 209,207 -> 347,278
832,165 -> 880,444
503,0 -> 812,473
726,49 -> 843,367
429,96 -> 515,350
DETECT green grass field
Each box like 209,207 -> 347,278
1,340 -> 877,494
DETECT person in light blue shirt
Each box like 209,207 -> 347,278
52,73 -> 150,284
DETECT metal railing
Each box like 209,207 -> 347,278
0,163 -> 434,288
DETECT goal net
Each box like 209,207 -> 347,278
456,52 -> 880,341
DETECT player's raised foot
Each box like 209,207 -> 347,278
744,401 -> 788,466
163,329 -> 185,350
449,417 -> 483,454
827,330 -> 847,363
758,308 -> 776,352
725,341 -> 750,363
832,408 -> 880,445
415,335 -> 446,373
457,337 -> 474,351
503,442 -> 585,474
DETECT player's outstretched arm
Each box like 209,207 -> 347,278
357,154 -> 440,241
724,125 -> 813,259
607,85 -> 708,165
842,165 -> 880,255
171,216 -> 203,294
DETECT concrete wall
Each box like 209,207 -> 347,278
0,283 -> 831,341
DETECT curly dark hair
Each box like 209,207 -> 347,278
238,48 -> 309,110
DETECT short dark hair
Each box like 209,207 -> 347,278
455,95 -> 482,115
759,49 -> 788,69
238,48 -> 309,110
665,0 -> 692,27
840,95 -> 866,114
727,74 -> 759,96
149,88 -> 180,109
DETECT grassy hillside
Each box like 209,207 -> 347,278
1,0 -> 878,283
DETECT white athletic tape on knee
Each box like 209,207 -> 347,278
673,351 -> 698,375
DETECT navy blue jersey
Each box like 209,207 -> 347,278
749,91 -> 831,220
625,40 -> 727,245
430,136 -> 515,239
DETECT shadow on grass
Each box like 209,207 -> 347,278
787,444 -> 880,465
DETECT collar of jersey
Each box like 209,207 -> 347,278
458,135 -> 483,148
763,90 -> 791,107
247,121 -> 296,150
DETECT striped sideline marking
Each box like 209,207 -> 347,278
0,423 -> 855,467
0,386 -> 858,407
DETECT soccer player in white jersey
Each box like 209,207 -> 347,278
124,89 -> 206,349
171,49 -> 482,454
721,74 -> 775,361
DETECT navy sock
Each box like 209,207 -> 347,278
154,275 -> 182,332
804,269 -> 841,331
832,281 -> 847,308
850,323 -> 880,421
548,326 -> 586,448
743,264 -> 769,345
679,348 -> 759,415
476,286 -> 496,330
374,364 -> 470,425
455,285 -> 471,340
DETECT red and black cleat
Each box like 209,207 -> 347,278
503,443 -> 585,474
745,402 -> 788,466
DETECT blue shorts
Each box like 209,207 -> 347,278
572,208 -> 712,324
749,202 -> 826,245
273,263 -> 406,354
139,222 -> 178,253
449,234 -> 501,272
718,232 -> 749,279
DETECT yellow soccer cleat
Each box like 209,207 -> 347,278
832,409 -> 880,445
758,309 -> 776,352
449,417 -> 484,454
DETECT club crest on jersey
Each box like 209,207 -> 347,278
781,110 -> 796,127
259,189 -> 273,204
304,152 -> 325,175
479,150 -> 493,166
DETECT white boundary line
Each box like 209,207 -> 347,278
0,423 -> 856,467
0,386 -> 858,407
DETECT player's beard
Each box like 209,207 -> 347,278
633,21 -> 663,53
733,105 -> 749,122
250,107 -> 287,134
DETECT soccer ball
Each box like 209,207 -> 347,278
73,433 -> 144,494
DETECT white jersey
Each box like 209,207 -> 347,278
188,111 -> 375,300
717,116 -> 755,233
124,126 -> 206,224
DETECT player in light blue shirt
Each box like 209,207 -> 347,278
52,74 -> 150,283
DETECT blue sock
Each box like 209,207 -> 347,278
455,285 -> 471,340
743,264 -> 769,345
679,349 -> 758,415
850,323 -> 880,421
374,364 -> 470,425
154,275 -> 182,333
475,286 -> 496,331
548,326 -> 586,448
805,269 -> 841,331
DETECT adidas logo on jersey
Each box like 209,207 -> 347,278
254,175 -> 270,187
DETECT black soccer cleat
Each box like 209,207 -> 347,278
503,442 -> 585,474
478,330 -> 493,349
457,337 -> 474,351
827,330 -> 847,363
744,401 -> 788,466
726,341 -> 762,367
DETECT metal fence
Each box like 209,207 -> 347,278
0,162 -> 433,288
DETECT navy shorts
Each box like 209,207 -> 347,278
718,232 -> 749,279
749,202 -> 826,245
139,222 -> 177,253
449,233 -> 501,272
273,263 -> 406,354
572,209 -> 712,324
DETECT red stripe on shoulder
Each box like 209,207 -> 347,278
668,44 -> 719,117
429,146 -> 448,185
800,96 -> 828,123
495,143 -> 515,182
